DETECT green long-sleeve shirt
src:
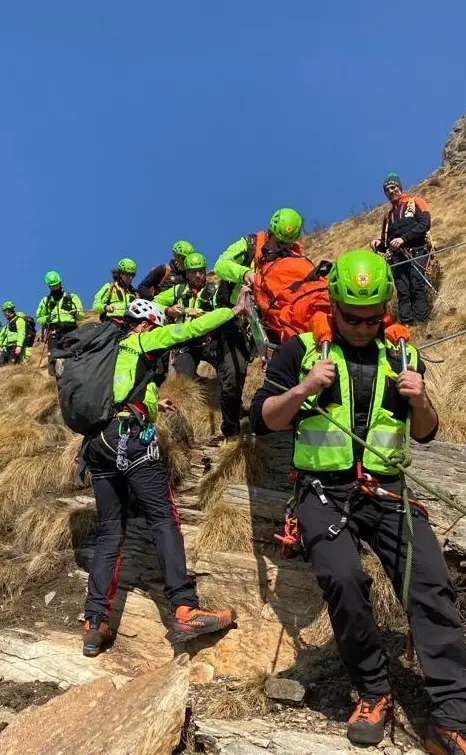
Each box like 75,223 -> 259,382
214,236 -> 254,305
113,307 -> 235,422
0,312 -> 27,348
93,282 -> 136,318
36,292 -> 84,326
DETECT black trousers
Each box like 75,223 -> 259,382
173,322 -> 248,438
296,477 -> 466,729
83,421 -> 197,620
392,249 -> 430,324
0,345 -> 21,365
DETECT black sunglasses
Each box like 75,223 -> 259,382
336,304 -> 384,327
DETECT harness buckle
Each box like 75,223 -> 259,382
327,524 -> 341,540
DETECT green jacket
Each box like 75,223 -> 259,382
0,312 -> 27,348
293,333 -> 418,476
113,307 -> 235,422
36,292 -> 84,327
214,237 -> 253,305
154,282 -> 217,323
93,282 -> 136,319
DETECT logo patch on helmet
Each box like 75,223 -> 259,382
354,271 -> 371,287
285,225 -> 293,233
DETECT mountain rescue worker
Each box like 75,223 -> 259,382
213,207 -> 304,306
93,258 -> 138,322
0,302 -> 27,365
370,173 -> 432,325
156,252 -> 247,438
36,271 -> 84,355
250,250 -> 466,753
137,240 -> 193,299
81,294 -> 249,657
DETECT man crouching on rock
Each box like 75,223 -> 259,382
81,294 -> 249,658
250,250 -> 466,754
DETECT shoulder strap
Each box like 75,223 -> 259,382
159,263 -> 172,287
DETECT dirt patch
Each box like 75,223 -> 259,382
0,551 -> 86,634
0,679 -> 63,713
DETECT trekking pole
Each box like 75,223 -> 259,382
321,341 -> 330,360
419,328 -> 466,352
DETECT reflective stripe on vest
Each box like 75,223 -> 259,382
293,332 -> 418,475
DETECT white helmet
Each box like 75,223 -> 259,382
126,298 -> 166,326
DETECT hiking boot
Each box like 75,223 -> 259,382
425,721 -> 466,754
172,605 -> 236,643
82,616 -> 112,657
347,694 -> 393,745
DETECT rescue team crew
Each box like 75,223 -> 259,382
155,252 -> 247,440
93,258 -> 139,322
36,271 -> 84,372
250,250 -> 466,755
80,293 -> 249,657
371,172 -> 431,326
0,301 -> 28,365
137,240 -> 193,299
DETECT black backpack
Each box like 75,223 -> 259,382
52,321 -> 157,436
51,321 -> 123,436
24,316 -> 36,347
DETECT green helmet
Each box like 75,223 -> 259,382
172,240 -> 194,258
1,300 -> 15,312
184,252 -> 207,271
268,208 -> 303,244
328,250 -> 394,306
45,270 -> 62,287
117,258 -> 137,275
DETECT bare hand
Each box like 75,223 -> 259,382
185,308 -> 203,318
243,271 -> 256,289
106,304 -> 115,312
159,399 -> 175,413
166,306 -> 184,318
14,346 -> 22,357
389,237 -> 405,251
300,360 -> 336,398
397,367 -> 426,408
232,286 -> 249,317
370,239 -> 382,252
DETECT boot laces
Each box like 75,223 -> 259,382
355,696 -> 389,722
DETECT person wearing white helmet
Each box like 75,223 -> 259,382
80,293 -> 248,658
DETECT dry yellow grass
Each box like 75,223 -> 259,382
198,435 -> 266,510
204,669 -> 270,719
0,545 -> 68,601
196,500 -> 253,553
13,500 -> 73,554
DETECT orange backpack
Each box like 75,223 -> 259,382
251,233 -> 331,343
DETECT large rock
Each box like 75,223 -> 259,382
0,654 -> 190,754
195,717 -> 381,754
443,115 -> 466,172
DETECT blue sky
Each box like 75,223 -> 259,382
0,1 -> 464,314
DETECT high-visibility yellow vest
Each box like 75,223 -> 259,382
293,333 -> 418,475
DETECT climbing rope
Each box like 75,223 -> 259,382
390,240 -> 466,268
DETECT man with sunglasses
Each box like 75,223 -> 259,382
250,250 -> 466,754
370,172 -> 432,326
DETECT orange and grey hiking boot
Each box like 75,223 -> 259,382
83,616 -> 113,657
425,721 -> 466,754
347,693 -> 393,745
172,605 -> 236,642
